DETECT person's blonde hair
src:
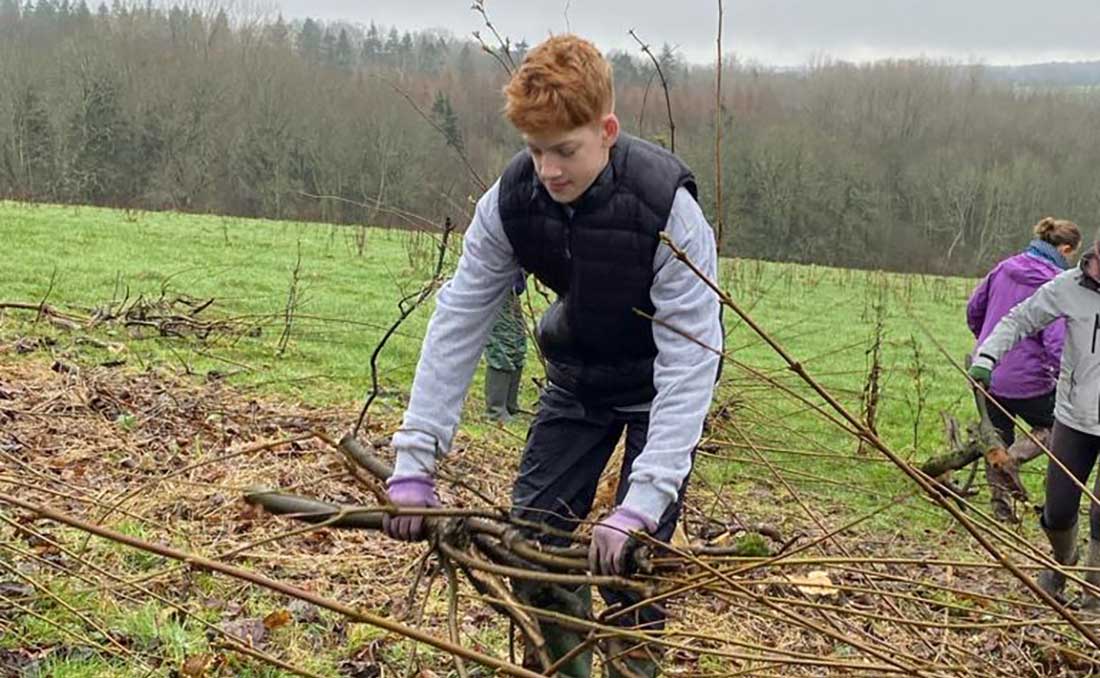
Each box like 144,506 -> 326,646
503,34 -> 614,134
1033,216 -> 1082,250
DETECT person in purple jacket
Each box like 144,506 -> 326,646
967,217 -> 1082,522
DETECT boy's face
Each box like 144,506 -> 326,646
524,113 -> 620,204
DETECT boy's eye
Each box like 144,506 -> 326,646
559,149 -> 575,158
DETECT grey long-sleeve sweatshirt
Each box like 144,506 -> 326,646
389,180 -> 722,525
973,256 -> 1100,436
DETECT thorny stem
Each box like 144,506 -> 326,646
628,29 -> 676,153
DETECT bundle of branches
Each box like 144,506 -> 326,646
245,434 -> 781,675
0,291 -> 262,342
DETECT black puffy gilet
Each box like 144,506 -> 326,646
498,134 -> 696,406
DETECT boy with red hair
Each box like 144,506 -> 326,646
381,34 -> 721,678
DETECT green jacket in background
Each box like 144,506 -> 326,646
485,291 -> 526,372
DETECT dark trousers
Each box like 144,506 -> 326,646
983,392 -> 1057,518
510,385 -> 690,630
1043,421 -> 1100,539
984,391 -> 1056,446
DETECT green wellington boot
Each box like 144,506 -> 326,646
506,367 -> 523,416
604,638 -> 660,678
1080,539 -> 1100,611
514,581 -> 593,678
1037,520 -> 1079,603
485,366 -> 515,424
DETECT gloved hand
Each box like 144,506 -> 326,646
968,362 -> 992,388
589,507 -> 657,576
383,475 -> 439,541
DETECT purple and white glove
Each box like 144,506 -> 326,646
383,475 -> 439,542
589,506 -> 657,576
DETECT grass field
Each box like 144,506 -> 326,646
1,200 -> 1053,677
0,200 -> 995,495
0,199 -> 980,440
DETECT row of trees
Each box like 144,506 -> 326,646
1,2 -> 1098,274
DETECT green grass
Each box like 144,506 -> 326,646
1,199 -> 1042,675
1,200 -> 447,412
0,573 -> 354,678
1,199 -> 1025,516
709,259 -> 993,513
26,655 -> 127,678
0,201 -> 977,419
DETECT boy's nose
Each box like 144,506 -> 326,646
539,160 -> 562,180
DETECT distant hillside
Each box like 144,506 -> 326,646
986,60 -> 1100,86
6,5 -> 1100,275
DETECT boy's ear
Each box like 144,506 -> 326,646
600,113 -> 620,147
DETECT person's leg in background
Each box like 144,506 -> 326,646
984,394 -> 1022,522
985,392 -> 1056,523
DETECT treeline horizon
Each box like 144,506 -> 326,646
2,1 -> 1099,275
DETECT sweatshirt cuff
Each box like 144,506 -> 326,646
620,481 -> 671,530
972,353 -> 996,371
391,429 -> 440,480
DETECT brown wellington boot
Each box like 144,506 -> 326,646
1007,428 -> 1050,464
984,458 -> 1019,524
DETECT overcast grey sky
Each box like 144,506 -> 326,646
271,1 -> 1100,67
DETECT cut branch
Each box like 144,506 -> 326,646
0,491 -> 548,678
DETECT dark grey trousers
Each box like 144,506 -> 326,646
983,391 -> 1056,517
984,391 -> 1056,446
510,385 -> 690,630
1043,421 -> 1100,538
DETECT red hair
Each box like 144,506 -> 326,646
503,34 -> 614,134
